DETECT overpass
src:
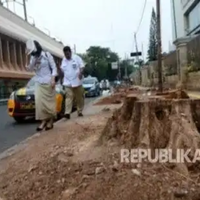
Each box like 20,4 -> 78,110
0,5 -> 64,100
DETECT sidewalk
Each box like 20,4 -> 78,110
0,91 -> 119,161
0,93 -> 122,200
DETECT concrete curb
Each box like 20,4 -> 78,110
0,92 -> 111,161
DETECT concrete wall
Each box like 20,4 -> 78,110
134,34 -> 200,91
139,67 -> 200,91
0,32 -> 62,79
185,71 -> 200,90
0,5 -> 63,58
130,69 -> 140,85
170,0 -> 200,43
170,0 -> 185,42
165,75 -> 178,88
162,72 -> 200,90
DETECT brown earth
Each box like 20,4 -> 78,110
94,86 -> 142,106
0,89 -> 200,200
94,93 -> 124,105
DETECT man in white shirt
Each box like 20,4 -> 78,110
60,46 -> 85,119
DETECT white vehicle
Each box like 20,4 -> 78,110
100,79 -> 110,90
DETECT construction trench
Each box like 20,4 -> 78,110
0,86 -> 200,200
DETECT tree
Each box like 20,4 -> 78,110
147,8 -> 158,61
120,60 -> 136,78
134,59 -> 144,66
80,46 -> 119,81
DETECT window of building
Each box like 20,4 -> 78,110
187,2 -> 200,32
182,0 -> 190,7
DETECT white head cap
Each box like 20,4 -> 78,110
26,39 -> 36,55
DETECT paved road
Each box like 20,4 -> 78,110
0,98 -> 96,153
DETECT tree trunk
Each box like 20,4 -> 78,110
101,96 -> 200,175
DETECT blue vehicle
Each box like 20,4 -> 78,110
83,77 -> 101,97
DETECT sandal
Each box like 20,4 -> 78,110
36,122 -> 47,132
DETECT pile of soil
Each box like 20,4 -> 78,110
95,86 -> 142,106
156,89 -> 190,99
94,93 -> 124,105
0,114 -> 114,200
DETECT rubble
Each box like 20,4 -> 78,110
131,169 -> 141,176
95,167 -> 105,175
94,93 -> 124,105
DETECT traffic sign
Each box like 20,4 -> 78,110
130,52 -> 142,57
111,62 -> 118,69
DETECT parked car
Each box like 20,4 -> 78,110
83,77 -> 101,97
7,76 -> 76,123
113,80 -> 121,87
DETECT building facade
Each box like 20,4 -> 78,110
171,0 -> 200,42
0,5 -> 64,100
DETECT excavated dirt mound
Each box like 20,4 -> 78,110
156,89 -> 190,99
101,95 -> 200,176
95,87 -> 143,106
94,93 -> 124,105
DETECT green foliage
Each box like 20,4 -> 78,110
147,8 -> 158,61
79,46 -> 137,81
134,59 -> 144,66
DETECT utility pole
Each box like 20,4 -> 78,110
141,43 -> 145,61
23,0 -> 28,21
118,59 -> 121,81
134,32 -> 141,84
156,0 -> 163,92
124,53 -> 128,78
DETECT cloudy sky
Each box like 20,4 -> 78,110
6,0 -> 172,60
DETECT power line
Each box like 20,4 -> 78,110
135,0 -> 147,35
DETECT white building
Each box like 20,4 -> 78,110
170,0 -> 200,42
